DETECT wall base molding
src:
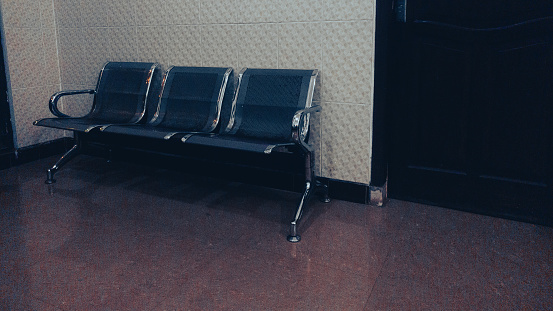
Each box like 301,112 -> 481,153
0,138 -> 73,170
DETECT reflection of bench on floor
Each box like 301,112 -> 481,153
34,62 -> 329,242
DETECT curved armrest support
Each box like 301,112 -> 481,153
292,105 -> 322,149
49,89 -> 95,117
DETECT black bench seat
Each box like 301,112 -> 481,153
35,62 -> 160,133
34,62 -> 161,183
34,63 -> 328,242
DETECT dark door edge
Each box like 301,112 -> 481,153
370,0 -> 392,189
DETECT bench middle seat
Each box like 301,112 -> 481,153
101,66 -> 234,139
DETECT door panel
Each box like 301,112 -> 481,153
388,1 -> 553,226
481,42 -> 553,183
409,43 -> 469,172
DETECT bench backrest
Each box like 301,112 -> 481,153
88,62 -> 159,124
149,66 -> 233,132
224,68 -> 318,141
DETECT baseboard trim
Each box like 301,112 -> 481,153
0,138 -> 74,170
0,149 -> 15,170
316,178 -> 370,204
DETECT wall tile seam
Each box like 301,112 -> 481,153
9,84 -> 63,92
197,0 -> 203,26
51,4 -> 374,26
122,18 -> 373,28
320,17 -> 375,22
51,19 -> 374,29
59,84 -> 92,88
196,19 -> 375,25
3,26 -> 50,30
40,28 -> 61,89
39,0 -> 48,29
327,178 -> 371,188
322,101 -> 373,107
277,23 -> 279,72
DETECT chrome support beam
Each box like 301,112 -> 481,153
287,180 -> 312,243
45,133 -> 81,184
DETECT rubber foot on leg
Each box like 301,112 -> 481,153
287,235 -> 301,243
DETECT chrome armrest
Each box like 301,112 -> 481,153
49,89 -> 95,118
291,105 -> 322,147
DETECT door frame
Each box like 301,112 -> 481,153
372,0 -> 553,226
370,0 -> 393,190
0,25 -> 14,154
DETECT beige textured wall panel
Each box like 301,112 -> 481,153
106,0 -> 136,27
237,24 -> 279,69
321,103 -> 372,184
12,86 -> 64,147
237,0 -> 280,24
324,0 -> 374,21
167,25 -> 202,67
39,0 -> 57,29
1,0 -> 42,28
81,1 -> 108,27
201,25 -> 238,69
136,26 -> 168,65
1,0 -> 62,148
134,0 -> 166,26
57,27 -> 85,85
278,22 -> 323,101
82,27 -> 111,86
200,0 -> 237,24
165,0 -> 200,25
4,28 -> 46,89
280,0 -> 323,22
107,27 -> 138,62
42,28 -> 61,86
53,0 -> 82,28
322,21 -> 374,104
278,22 -> 322,70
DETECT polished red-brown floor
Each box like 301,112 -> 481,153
1,155 -> 552,310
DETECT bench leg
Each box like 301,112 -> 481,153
287,150 -> 316,243
287,180 -> 313,243
45,134 -> 81,184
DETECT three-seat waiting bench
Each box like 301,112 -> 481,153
34,62 -> 329,242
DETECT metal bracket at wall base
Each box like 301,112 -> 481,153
369,182 -> 388,207
315,179 -> 331,203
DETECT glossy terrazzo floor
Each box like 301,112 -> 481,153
1,155 -> 552,310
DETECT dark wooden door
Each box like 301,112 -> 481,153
387,0 -> 553,226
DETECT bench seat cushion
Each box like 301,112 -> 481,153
102,124 -> 190,140
183,134 -> 295,154
34,117 -> 111,133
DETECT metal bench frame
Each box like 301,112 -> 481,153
34,64 -> 329,242
34,62 -> 161,184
